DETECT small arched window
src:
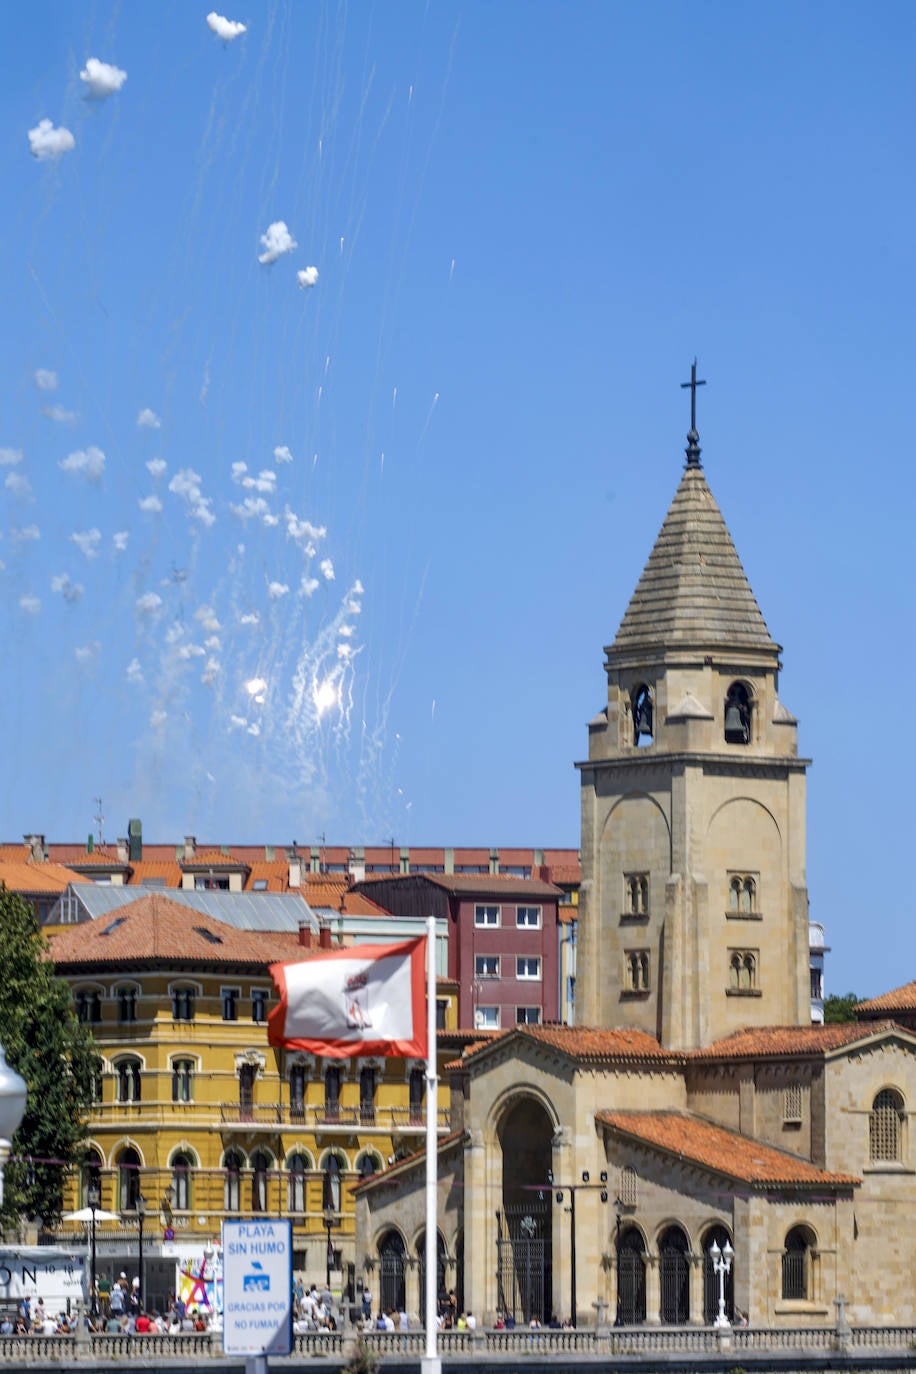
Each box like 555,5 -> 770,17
324,1067 -> 341,1123
409,1068 -> 425,1124
287,1153 -> 307,1213
116,1057 -> 142,1103
782,1225 -> 815,1300
724,682 -> 751,745
117,1146 -> 141,1212
631,684 -> 653,746
359,1067 -> 376,1125
290,1064 -> 306,1121
171,1151 -> 193,1211
323,1153 -> 342,1213
224,1150 -> 244,1213
870,1088 -> 904,1162
251,1150 -> 270,1212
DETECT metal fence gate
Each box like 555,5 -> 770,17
659,1246 -> 689,1323
618,1243 -> 647,1325
496,1202 -> 551,1325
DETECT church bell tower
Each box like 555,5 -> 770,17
576,367 -> 811,1050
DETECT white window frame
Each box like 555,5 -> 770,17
516,1006 -> 541,1025
475,955 -> 500,980
516,905 -> 542,929
516,956 -> 542,981
474,904 -> 500,927
475,1005 -> 500,1030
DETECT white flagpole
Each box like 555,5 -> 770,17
421,914 -> 441,1374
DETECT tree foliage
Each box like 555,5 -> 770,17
0,888 -> 99,1227
823,992 -> 859,1024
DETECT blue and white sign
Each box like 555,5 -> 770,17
222,1220 -> 292,1356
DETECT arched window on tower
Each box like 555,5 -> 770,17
724,682 -> 752,745
630,684 -> 654,747
870,1088 -> 905,1163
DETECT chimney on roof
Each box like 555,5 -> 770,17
24,834 -> 46,863
318,920 -> 332,950
183,835 -> 196,861
128,817 -> 142,862
116,837 -> 129,865
298,923 -> 312,949
288,850 -> 302,888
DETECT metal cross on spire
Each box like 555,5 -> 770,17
680,358 -> 707,468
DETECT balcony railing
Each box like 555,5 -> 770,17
218,1101 -> 450,1130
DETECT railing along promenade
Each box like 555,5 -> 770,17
0,1324 -> 914,1363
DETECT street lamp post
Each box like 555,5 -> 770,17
0,1043 -> 27,1209
614,1197 -> 624,1326
709,1239 -> 734,1329
87,1178 -> 101,1320
551,1171 -> 608,1328
135,1195 -> 148,1309
323,1207 -> 335,1287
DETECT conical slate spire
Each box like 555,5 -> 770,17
611,465 -> 778,654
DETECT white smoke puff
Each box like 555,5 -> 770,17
164,623 -> 185,646
178,644 -> 206,660
191,499 -> 216,527
139,495 -> 163,513
34,369 -> 57,391
137,407 -> 161,429
204,636 -> 221,651
267,581 -> 289,600
273,445 -> 293,463
297,266 -> 319,289
242,470 -> 276,493
239,612 -> 260,626
338,624 -> 355,637
113,531 -> 129,553
150,709 -> 167,728
230,715 -> 247,729
195,607 -> 222,632
146,458 -> 167,478
207,11 -> 247,41
42,405 -> 78,423
136,592 -> 162,614
19,594 -> 41,614
0,449 -> 22,465
5,472 -> 32,498
300,576 -> 319,597
202,658 -> 221,685
80,57 -> 127,99
11,525 -> 40,543
320,558 -> 335,581
230,496 -> 271,521
75,641 -> 100,662
263,512 -> 279,527
337,642 -> 354,662
258,221 -> 297,265
51,573 -> 84,603
247,722 -> 261,737
353,579 -> 365,595
284,509 -> 326,544
59,446 -> 105,481
126,658 -> 143,684
231,462 -> 248,481
70,528 -> 102,559
28,119 -> 74,160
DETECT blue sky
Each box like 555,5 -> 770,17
1,2 -> 913,998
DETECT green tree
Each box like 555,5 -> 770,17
0,888 -> 99,1227
823,992 -> 859,1024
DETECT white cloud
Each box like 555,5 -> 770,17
75,641 -> 100,662
113,531 -> 129,552
59,446 -> 105,481
230,714 -> 247,730
247,722 -> 261,737
19,594 -> 41,614
320,558 -> 335,581
80,57 -> 127,99
178,643 -> 206,660
139,494 -> 163,513
146,458 -> 167,478
204,635 -> 221,651
136,592 -> 162,615
34,369 -> 57,391
10,525 -> 40,543
284,508 -> 326,545
169,468 -> 215,527
207,11 -> 247,41
267,581 -> 289,600
299,576 -> 319,597
0,448 -> 23,466
258,221 -> 297,265
51,573 -> 85,603
239,612 -> 260,626
230,496 -> 271,522
297,266 -> 319,289
273,445 -> 293,463
5,472 -> 32,498
126,658 -> 143,684
245,469 -> 276,494
195,606 -> 222,633
150,709 -> 167,729
28,119 -> 75,161
70,528 -> 102,559
42,404 -> 78,424
230,461 -> 247,481
137,407 -> 161,429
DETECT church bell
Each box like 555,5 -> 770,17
724,703 -> 747,743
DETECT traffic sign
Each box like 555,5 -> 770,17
222,1219 -> 292,1356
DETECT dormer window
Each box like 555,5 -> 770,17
631,684 -> 653,746
724,682 -> 751,745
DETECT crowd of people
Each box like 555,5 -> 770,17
291,1276 -> 338,1334
0,1275 -> 216,1338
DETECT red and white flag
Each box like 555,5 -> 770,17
268,937 -> 427,1059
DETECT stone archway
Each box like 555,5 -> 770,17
496,1098 -> 554,1325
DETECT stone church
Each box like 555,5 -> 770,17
355,404 -> 916,1329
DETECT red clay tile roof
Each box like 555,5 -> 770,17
857,983 -> 916,1016
359,873 -> 562,898
597,1111 -> 860,1187
462,1024 -> 680,1067
49,894 -> 306,969
691,1022 -> 904,1060
0,860 -> 87,893
179,849 -> 250,870
50,845 -> 128,868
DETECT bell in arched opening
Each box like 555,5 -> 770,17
631,684 -> 653,746
724,683 -> 751,745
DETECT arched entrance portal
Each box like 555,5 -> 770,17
496,1098 -> 553,1325
378,1231 -> 406,1313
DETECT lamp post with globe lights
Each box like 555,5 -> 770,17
709,1238 -> 734,1328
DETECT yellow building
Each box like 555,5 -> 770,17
48,893 -> 453,1313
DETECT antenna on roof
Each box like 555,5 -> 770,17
93,797 -> 105,847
